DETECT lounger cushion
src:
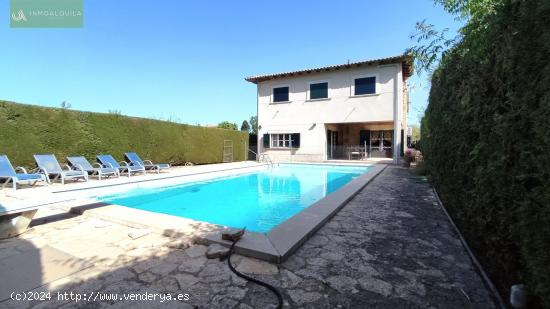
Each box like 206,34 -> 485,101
67,156 -> 95,171
34,154 -> 64,173
15,174 -> 44,181
97,155 -> 120,169
63,171 -> 87,177
128,165 -> 145,171
124,152 -> 170,169
143,163 -> 170,170
0,155 -> 17,177
96,167 -> 118,174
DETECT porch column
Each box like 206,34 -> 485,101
392,64 -> 403,164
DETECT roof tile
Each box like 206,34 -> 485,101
245,54 -> 413,83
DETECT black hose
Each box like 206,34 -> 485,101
226,239 -> 283,309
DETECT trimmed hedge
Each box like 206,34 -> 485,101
0,101 -> 248,167
421,0 -> 550,306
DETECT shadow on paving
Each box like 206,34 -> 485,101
0,166 -> 498,308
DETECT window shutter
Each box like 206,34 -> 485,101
263,134 -> 270,148
292,133 -> 300,148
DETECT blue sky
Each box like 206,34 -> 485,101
0,0 -> 462,126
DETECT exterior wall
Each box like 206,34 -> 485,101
260,124 -> 327,162
256,63 -> 407,162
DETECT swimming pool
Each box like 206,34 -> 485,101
100,163 -> 370,233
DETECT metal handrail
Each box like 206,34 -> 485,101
247,149 -> 276,168
258,153 -> 275,168
248,148 -> 260,161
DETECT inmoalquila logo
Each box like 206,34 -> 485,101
10,0 -> 83,28
11,9 -> 27,22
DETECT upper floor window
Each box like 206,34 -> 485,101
309,82 -> 328,100
273,86 -> 289,102
354,76 -> 376,95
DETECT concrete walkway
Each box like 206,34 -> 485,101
0,166 -> 497,308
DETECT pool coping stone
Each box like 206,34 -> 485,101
202,163 -> 387,263
11,161 -> 386,263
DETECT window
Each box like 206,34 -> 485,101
309,82 -> 328,100
273,86 -> 289,102
263,133 -> 301,149
354,76 -> 376,95
271,134 -> 293,148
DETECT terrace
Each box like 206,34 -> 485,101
0,163 -> 498,308
326,122 -> 398,160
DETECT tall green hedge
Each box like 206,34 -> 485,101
421,0 -> 550,306
0,101 -> 248,167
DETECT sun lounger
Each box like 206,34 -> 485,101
124,152 -> 170,174
33,154 -> 88,184
67,156 -> 119,180
96,154 -> 146,177
0,155 -> 47,190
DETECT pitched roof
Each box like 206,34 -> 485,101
245,54 -> 413,84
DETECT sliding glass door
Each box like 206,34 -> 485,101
369,130 -> 393,157
326,130 -> 338,159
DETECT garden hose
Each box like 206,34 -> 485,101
223,230 -> 283,309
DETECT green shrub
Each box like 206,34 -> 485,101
414,160 -> 428,176
421,0 -> 550,306
0,101 -> 248,167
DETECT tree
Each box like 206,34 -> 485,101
406,0 -> 500,76
217,121 -> 237,130
249,116 -> 258,135
411,125 -> 421,142
405,20 -> 458,76
414,0 -> 550,305
60,101 -> 71,109
240,120 -> 250,132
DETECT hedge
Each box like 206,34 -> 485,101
0,101 -> 248,167
421,0 -> 550,306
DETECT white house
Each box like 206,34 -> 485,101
245,54 -> 413,164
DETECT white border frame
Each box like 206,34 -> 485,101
350,73 -> 379,97
306,79 -> 330,101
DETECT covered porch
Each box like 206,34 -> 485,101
325,122 -> 402,160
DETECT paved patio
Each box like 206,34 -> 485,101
0,165 -> 497,308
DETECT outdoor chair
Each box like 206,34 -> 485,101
0,155 -> 47,190
96,154 -> 146,177
33,154 -> 88,184
67,156 -> 119,180
124,152 -> 170,174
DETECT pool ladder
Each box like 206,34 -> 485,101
248,149 -> 275,168
258,153 -> 275,168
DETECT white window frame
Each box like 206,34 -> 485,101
307,80 -> 330,101
270,133 -> 294,149
271,84 -> 292,104
350,73 -> 379,97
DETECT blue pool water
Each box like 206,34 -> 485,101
100,164 -> 370,233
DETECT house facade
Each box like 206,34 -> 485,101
245,55 -> 413,164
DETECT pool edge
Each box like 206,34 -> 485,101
49,162 -> 387,264
267,163 -> 387,262
200,163 -> 386,263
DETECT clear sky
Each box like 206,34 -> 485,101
0,0 -> 462,126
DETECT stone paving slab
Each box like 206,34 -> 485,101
0,165 -> 497,308
0,245 -> 92,301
